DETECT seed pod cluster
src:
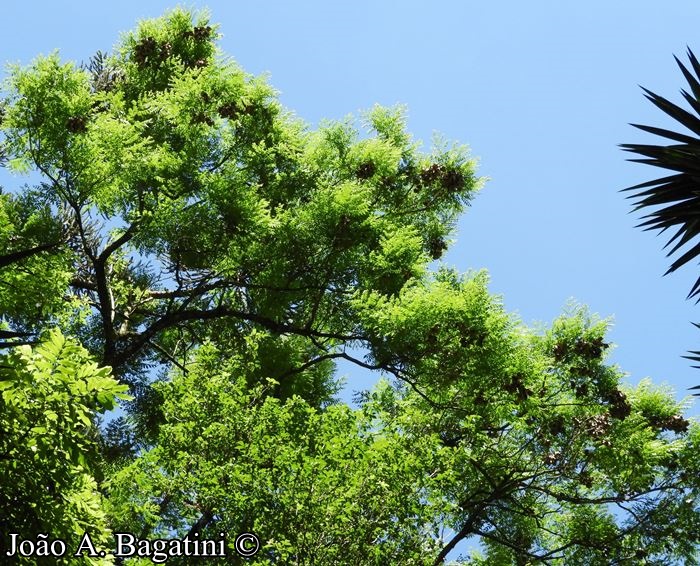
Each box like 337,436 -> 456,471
547,415 -> 566,436
578,470 -> 593,488
191,112 -> 214,126
355,161 -> 376,180
182,26 -> 212,41
648,414 -> 690,434
189,59 -> 208,69
427,235 -> 447,260
133,37 -> 159,65
66,115 -> 88,133
586,414 -> 611,437
543,451 -> 561,465
419,163 -> 464,192
553,336 -> 609,363
605,389 -> 631,420
217,102 -> 238,120
503,372 -> 533,402
134,26 -> 213,69
573,336 -> 607,358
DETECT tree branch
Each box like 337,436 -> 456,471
433,502 -> 489,565
108,305 -> 363,371
186,509 -> 213,539
0,241 -> 62,268
97,223 -> 137,264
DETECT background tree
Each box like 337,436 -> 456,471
0,329 -> 129,564
1,8 -> 699,564
622,49 -> 700,385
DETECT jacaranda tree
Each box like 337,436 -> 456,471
1,9 -> 699,564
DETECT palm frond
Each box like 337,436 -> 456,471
623,48 -> 700,391
622,48 -> 700,301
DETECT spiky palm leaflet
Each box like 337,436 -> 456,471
622,48 -> 700,389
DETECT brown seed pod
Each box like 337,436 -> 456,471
571,365 -> 591,377
427,236 -> 447,260
573,337 -> 609,359
217,102 -> 238,120
193,25 -> 212,40
578,471 -> 593,488
660,415 -> 690,434
441,168 -> 464,191
574,383 -> 589,397
159,42 -> 172,61
134,36 -> 158,65
420,163 -> 443,185
552,342 -> 568,362
543,451 -> 561,465
606,389 -> 631,420
547,415 -> 565,436
356,161 -> 376,180
184,57 -> 209,70
586,414 -> 610,437
66,115 -> 87,133
426,324 -> 441,347
192,112 -> 214,126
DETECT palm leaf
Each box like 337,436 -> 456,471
623,48 -> 700,388
623,49 -> 700,300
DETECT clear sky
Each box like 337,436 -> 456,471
3,1 -> 700,415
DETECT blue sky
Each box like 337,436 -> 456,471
3,1 -> 700,415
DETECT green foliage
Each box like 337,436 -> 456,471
0,7 -> 697,565
0,191 -> 74,327
107,345 -> 444,564
0,329 -> 129,563
0,6 -> 481,381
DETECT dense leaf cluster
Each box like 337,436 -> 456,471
0,330 -> 128,564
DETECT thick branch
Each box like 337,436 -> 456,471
186,510 -> 213,539
92,225 -> 136,365
433,503 -> 489,565
94,259 -> 116,364
472,526 -> 556,563
0,241 -> 62,268
108,305 -> 363,371
97,225 -> 136,264
147,339 -> 188,374
70,277 -> 98,291
275,352 -> 344,382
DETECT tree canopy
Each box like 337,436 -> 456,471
1,8 -> 699,564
